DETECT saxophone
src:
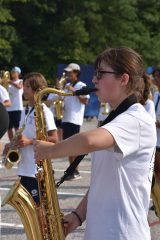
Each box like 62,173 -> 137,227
2,87 -> 96,239
54,72 -> 68,120
2,127 -> 24,169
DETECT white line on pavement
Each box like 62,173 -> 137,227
0,164 -> 91,174
0,187 -> 85,197
0,222 -> 23,228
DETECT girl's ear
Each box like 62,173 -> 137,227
120,73 -> 129,87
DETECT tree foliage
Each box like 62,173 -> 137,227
0,0 -> 160,79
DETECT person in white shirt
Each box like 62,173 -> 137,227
0,102 -> 9,156
33,47 -> 156,240
139,73 -> 156,121
153,70 -> 160,181
47,93 -> 63,141
4,72 -> 58,204
62,63 -> 90,180
0,85 -> 11,107
7,66 -> 23,141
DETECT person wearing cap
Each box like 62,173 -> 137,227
62,63 -> 90,180
6,66 -> 23,141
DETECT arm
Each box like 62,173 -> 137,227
47,129 -> 58,143
9,80 -> 23,89
34,127 -> 115,161
3,99 -> 11,107
63,191 -> 88,236
65,85 -> 89,105
77,96 -> 89,105
17,129 -> 58,148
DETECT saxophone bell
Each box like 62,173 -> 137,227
2,149 -> 21,169
2,128 -> 23,169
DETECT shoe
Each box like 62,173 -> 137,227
65,170 -> 82,181
73,170 -> 82,180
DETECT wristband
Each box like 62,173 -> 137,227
72,211 -> 82,226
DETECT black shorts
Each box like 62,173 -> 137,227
62,122 -> 80,140
8,111 -> 21,129
55,118 -> 62,129
19,176 -> 40,204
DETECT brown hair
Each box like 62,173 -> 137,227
23,72 -> 47,91
94,47 -> 144,93
139,73 -> 151,105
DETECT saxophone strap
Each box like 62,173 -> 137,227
56,94 -> 138,188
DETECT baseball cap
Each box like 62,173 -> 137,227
64,63 -> 80,72
11,66 -> 21,74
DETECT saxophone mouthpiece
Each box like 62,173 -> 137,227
74,87 -> 97,96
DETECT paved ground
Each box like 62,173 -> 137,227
0,118 -> 160,240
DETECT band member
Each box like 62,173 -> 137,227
62,63 -> 90,180
153,70 -> 160,180
34,47 -> 156,240
4,73 -> 58,204
7,66 -> 23,141
0,84 -> 11,107
0,102 -> 9,155
139,73 -> 156,120
47,93 -> 63,141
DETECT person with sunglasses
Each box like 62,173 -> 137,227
33,47 -> 156,240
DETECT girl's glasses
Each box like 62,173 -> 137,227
94,70 -> 116,80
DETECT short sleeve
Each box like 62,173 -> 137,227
0,86 -> 10,102
75,82 -> 90,99
101,114 -> 140,158
47,93 -> 58,101
43,104 -> 57,131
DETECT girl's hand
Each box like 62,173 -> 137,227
33,140 -> 55,162
63,213 -> 81,237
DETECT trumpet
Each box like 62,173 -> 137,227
0,70 -> 10,90
2,127 -> 24,169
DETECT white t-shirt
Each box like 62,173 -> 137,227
85,103 -> 156,240
6,79 -> 23,111
0,85 -> 10,104
47,93 -> 59,117
144,99 -> 156,121
154,91 -> 160,147
18,104 -> 56,177
62,81 -> 90,125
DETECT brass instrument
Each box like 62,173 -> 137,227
1,180 -> 43,240
2,87 -> 96,240
2,127 -> 24,169
0,70 -> 10,89
54,72 -> 68,120
101,103 -> 110,115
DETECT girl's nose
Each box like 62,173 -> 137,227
92,76 -> 98,84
